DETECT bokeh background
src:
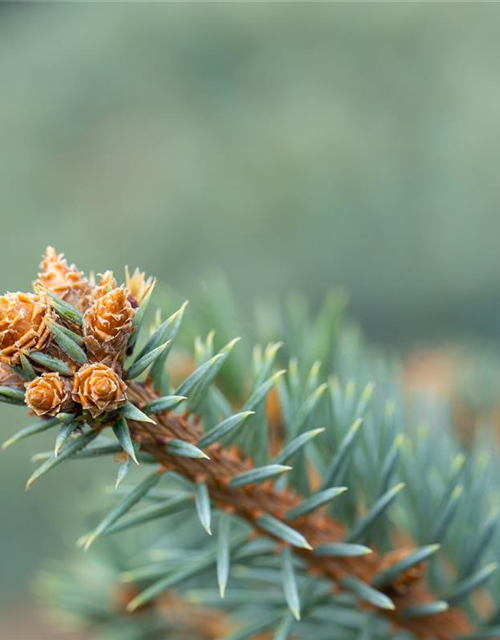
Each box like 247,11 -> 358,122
2,3 -> 500,638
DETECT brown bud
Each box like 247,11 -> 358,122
72,363 -> 127,417
25,372 -> 69,417
114,584 -> 152,614
84,288 -> 135,361
0,363 -> 24,389
36,247 -> 90,310
378,548 -> 426,594
125,267 -> 155,305
0,292 -> 51,365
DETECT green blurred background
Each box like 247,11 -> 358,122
2,3 -> 500,637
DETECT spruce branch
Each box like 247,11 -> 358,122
123,380 -> 473,639
1,247 -> 498,640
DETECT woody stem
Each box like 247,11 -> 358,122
127,381 -> 472,640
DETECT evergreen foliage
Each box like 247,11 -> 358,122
2,248 -> 500,640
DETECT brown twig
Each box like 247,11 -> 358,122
127,382 -> 473,640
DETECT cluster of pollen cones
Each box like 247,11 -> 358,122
0,247 -> 154,421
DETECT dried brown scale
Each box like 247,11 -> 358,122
126,381 -> 472,640
125,267 -> 155,306
157,592 -> 236,640
0,363 -> 24,388
114,583 -> 155,615
379,548 -> 426,596
115,586 -> 236,640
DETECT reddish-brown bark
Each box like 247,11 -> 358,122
127,382 -> 473,640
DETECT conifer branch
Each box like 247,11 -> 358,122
2,248 -> 495,640
126,381 -> 473,640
